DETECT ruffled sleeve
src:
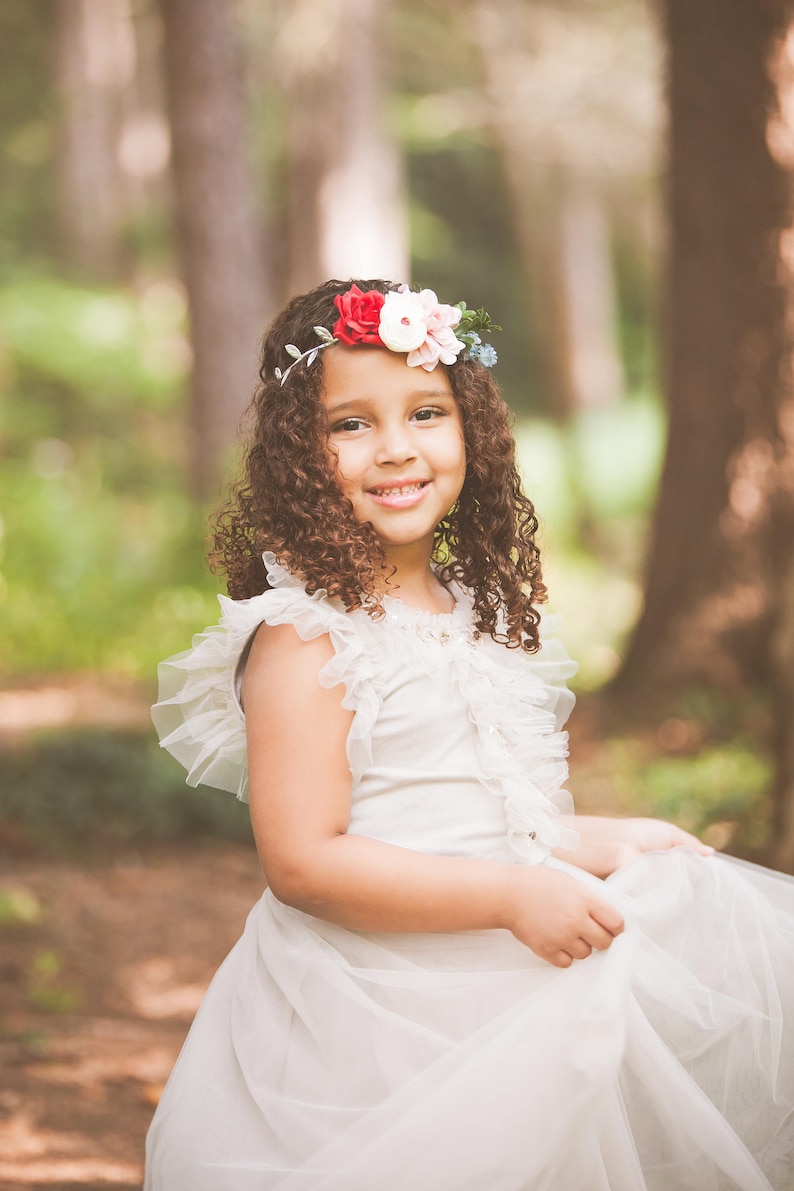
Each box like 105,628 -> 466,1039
151,554 -> 380,802
533,613 -> 578,732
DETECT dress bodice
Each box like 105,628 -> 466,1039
152,554 -> 579,864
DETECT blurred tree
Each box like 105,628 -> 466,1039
115,4 -> 172,253
273,0 -> 408,295
766,23 -> 794,872
54,0 -> 134,276
385,1 -> 533,407
475,0 -> 661,418
0,3 -> 59,266
613,1 -> 794,869
158,0 -> 269,496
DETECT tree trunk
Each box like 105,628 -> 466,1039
474,0 -> 629,419
158,0 -> 269,496
614,0 -> 794,697
767,23 -> 794,871
771,556 -> 794,869
54,0 -> 134,276
505,168 -> 624,419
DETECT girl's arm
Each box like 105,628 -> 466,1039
552,815 -> 714,879
243,623 -> 624,969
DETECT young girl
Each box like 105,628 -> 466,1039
145,279 -> 794,1190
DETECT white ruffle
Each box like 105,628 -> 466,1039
340,581 -> 578,862
449,634 -> 579,863
151,553 -> 380,802
352,589 -> 580,864
366,590 -> 578,862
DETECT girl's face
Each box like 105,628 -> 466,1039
321,345 -> 466,562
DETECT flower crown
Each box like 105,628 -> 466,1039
275,283 -> 500,385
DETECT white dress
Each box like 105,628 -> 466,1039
145,555 -> 794,1191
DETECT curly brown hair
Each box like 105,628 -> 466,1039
211,278 -> 547,651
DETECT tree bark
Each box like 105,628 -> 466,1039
54,0 -> 133,276
614,0 -> 794,696
771,557 -> 794,869
158,0 -> 269,496
767,23 -> 794,870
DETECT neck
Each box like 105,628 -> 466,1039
380,541 -> 454,614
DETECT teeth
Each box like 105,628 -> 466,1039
374,483 -> 424,496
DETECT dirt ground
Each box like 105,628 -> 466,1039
0,841 -> 265,1191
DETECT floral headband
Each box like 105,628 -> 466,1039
275,283 -> 500,385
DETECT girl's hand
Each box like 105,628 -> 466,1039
506,866 -> 624,968
607,816 -> 713,865
553,815 -> 714,879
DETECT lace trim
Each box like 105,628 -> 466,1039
381,586 -> 481,648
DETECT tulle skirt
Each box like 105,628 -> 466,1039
144,850 -> 794,1190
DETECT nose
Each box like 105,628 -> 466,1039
374,419 -> 417,466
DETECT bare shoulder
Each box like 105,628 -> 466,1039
241,620 -> 338,710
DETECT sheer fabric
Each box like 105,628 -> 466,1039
145,558 -> 794,1190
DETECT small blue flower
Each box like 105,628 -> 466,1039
468,342 -> 497,367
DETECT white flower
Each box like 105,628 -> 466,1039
378,291 -> 429,353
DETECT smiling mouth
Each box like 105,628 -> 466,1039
369,481 -> 427,496
366,481 -> 430,507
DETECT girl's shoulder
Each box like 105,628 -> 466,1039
151,553 -> 379,801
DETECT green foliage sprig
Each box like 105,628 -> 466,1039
454,302 -> 501,365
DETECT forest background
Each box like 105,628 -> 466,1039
3,0 -> 794,867
3,1 -> 794,1184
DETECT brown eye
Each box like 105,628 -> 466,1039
332,418 -> 366,433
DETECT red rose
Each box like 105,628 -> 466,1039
332,285 -> 385,345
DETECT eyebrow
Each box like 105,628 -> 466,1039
324,391 -> 455,416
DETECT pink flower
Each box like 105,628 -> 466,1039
400,287 -> 464,371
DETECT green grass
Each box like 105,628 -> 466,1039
0,729 -> 253,855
